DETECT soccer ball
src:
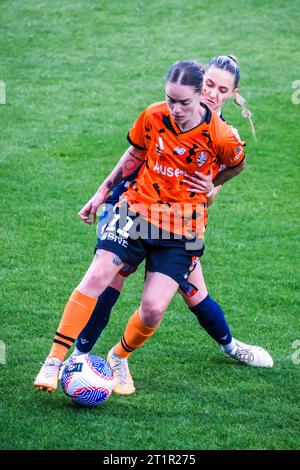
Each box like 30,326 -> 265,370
61,354 -> 113,407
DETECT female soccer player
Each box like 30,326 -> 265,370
34,59 -> 271,395
103,58 -> 272,394
69,56 -> 272,396
73,56 -> 246,359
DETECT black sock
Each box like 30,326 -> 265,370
190,294 -> 233,345
76,287 -> 120,353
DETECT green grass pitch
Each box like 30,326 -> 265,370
0,0 -> 299,450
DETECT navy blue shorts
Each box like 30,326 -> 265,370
96,201 -> 137,277
96,202 -> 204,296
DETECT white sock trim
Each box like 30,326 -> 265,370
220,338 -> 237,354
73,347 -> 86,356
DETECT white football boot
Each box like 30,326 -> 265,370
222,339 -> 273,367
107,347 -> 135,395
34,357 -> 62,392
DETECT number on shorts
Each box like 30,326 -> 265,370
106,213 -> 134,239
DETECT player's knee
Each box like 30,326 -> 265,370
84,273 -> 106,291
109,274 -> 125,292
140,300 -> 164,327
184,288 -> 208,308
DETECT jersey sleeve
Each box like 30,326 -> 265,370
213,116 -> 246,168
127,108 -> 150,151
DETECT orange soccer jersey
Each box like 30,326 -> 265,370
123,101 -> 245,238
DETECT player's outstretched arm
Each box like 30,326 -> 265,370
207,158 -> 246,206
181,157 -> 246,207
78,146 -> 146,224
212,157 -> 246,187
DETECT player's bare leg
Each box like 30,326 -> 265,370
34,250 -> 124,392
58,272 -> 127,379
108,272 -> 179,395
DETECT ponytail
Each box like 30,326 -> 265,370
233,93 -> 257,141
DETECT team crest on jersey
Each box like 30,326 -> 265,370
173,146 -> 186,155
196,152 -> 207,167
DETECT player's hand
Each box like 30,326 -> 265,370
207,184 -> 222,207
78,190 -> 108,225
182,169 -> 214,194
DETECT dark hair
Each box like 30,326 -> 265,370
205,55 -> 240,88
167,60 -> 203,92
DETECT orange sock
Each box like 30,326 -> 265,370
114,309 -> 158,358
49,289 -> 97,362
